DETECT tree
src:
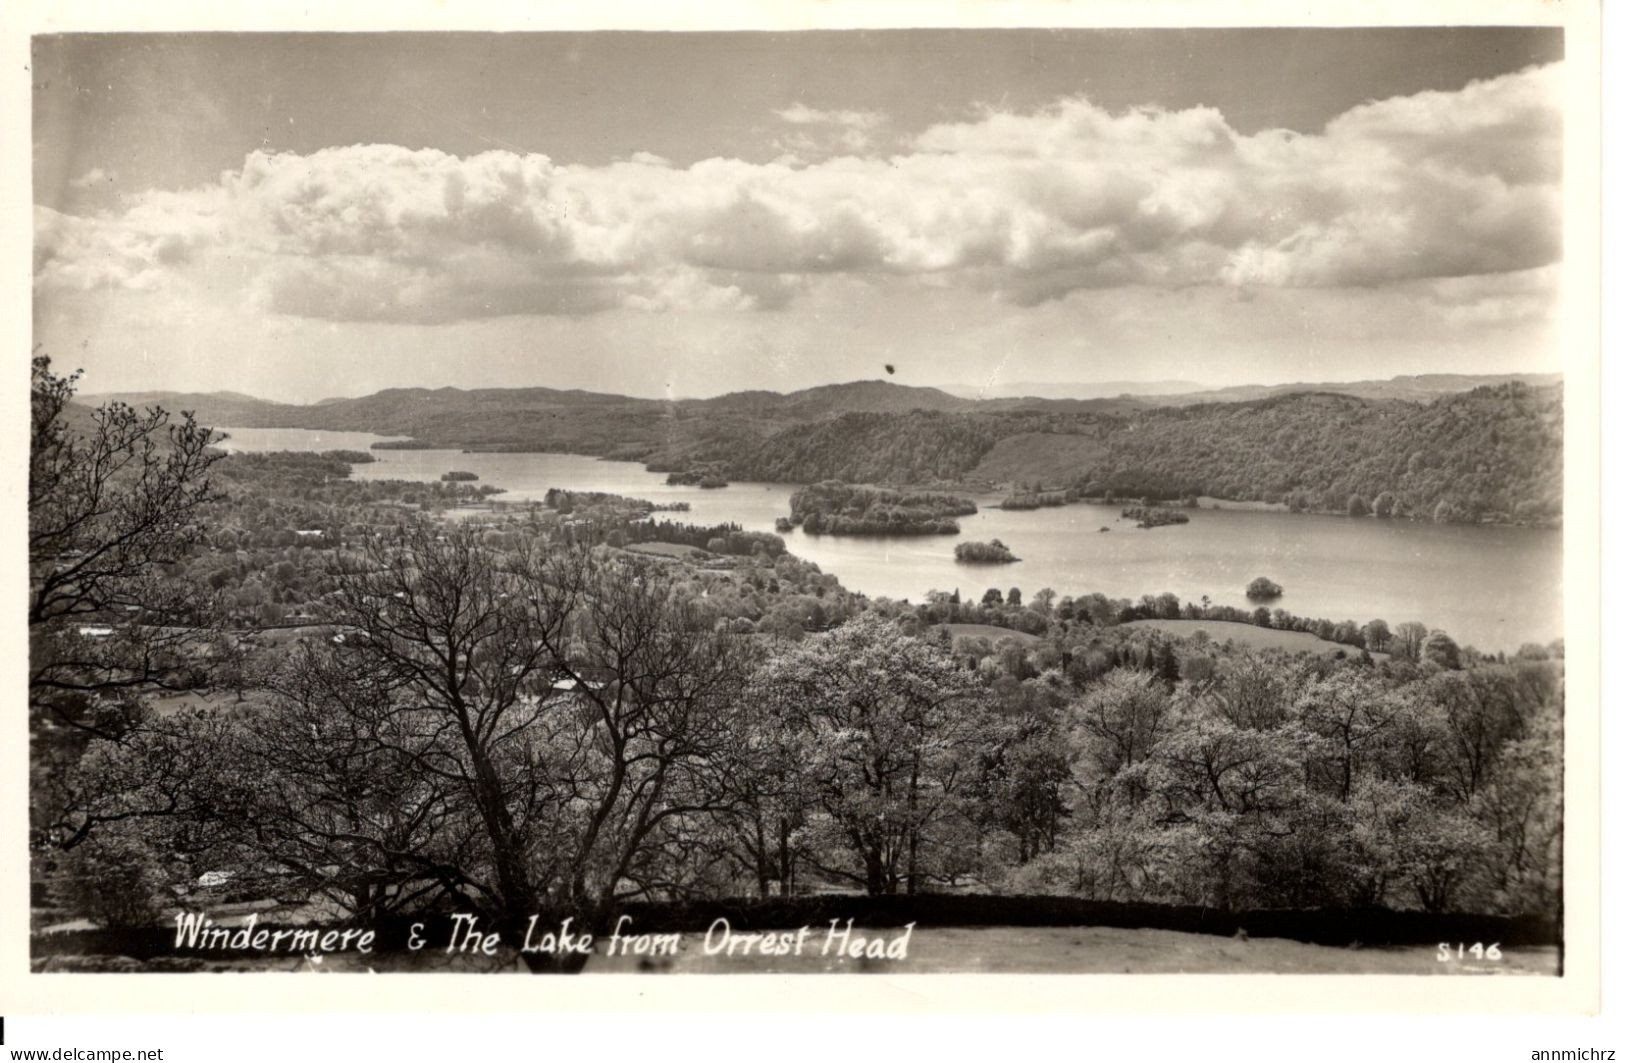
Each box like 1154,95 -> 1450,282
58,833 -> 172,928
1360,619 -> 1393,654
1423,630 -> 1463,670
975,712 -> 1070,864
1347,494 -> 1370,517
1294,670 -> 1406,800
755,614 -> 989,895
709,684 -> 817,898
33,705 -> 231,853
1068,671 -> 1173,786
1134,712 -> 1315,908
1393,621 -> 1430,662
1373,491 -> 1398,518
244,526 -> 749,965
29,355 -> 226,731
29,356 -> 228,863
1152,642 -> 1181,688
1428,668 -> 1524,801
1345,777 -> 1429,906
215,661 -> 480,923
1473,706 -> 1562,915
1211,653 -> 1301,731
1245,577 -> 1283,601
1406,806 -> 1493,913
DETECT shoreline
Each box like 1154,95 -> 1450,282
353,442 -> 1561,531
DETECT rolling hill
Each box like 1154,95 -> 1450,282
75,374 -> 1562,525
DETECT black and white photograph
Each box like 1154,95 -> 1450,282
7,0 -> 1604,1025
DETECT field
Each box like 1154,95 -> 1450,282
1123,619 -> 1384,659
622,541 -> 708,560
938,623 -> 1042,646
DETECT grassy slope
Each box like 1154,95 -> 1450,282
622,541 -> 707,560
1123,619 -> 1380,658
939,623 -> 1042,646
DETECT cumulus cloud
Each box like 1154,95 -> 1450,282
34,64 -> 1562,323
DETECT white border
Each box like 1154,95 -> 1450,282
0,0 -> 1603,1019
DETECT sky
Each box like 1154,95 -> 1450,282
31,29 -> 1566,402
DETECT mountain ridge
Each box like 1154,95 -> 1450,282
82,371 -> 1559,419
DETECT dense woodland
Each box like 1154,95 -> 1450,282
718,386 -> 1562,524
32,361 -> 1564,972
784,481 -> 980,536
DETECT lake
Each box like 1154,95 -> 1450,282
216,427 -> 1564,652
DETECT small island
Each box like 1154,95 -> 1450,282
1122,505 -> 1190,529
955,538 -> 1019,564
1246,576 -> 1285,600
999,489 -> 1072,510
665,465 -> 730,489
784,481 -> 977,536
441,470 -> 480,482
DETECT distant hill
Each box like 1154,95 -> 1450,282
702,379 -> 975,420
942,372 -> 1560,405
75,374 -> 1562,525
77,390 -> 305,426
83,371 -> 1557,429
945,379 -> 1205,401
1142,372 -> 1563,407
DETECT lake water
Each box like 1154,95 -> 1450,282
216,427 -> 1563,652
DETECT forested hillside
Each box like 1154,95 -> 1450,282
728,412 -> 1007,484
730,384 -> 1561,524
1075,384 -> 1562,523
83,379 -> 1562,525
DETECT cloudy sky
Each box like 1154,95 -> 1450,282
33,29 -> 1564,402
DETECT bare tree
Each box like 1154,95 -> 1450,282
707,682 -> 814,897
245,524 -> 749,968
29,355 -> 228,859
29,354 -> 226,735
219,653 -> 484,922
